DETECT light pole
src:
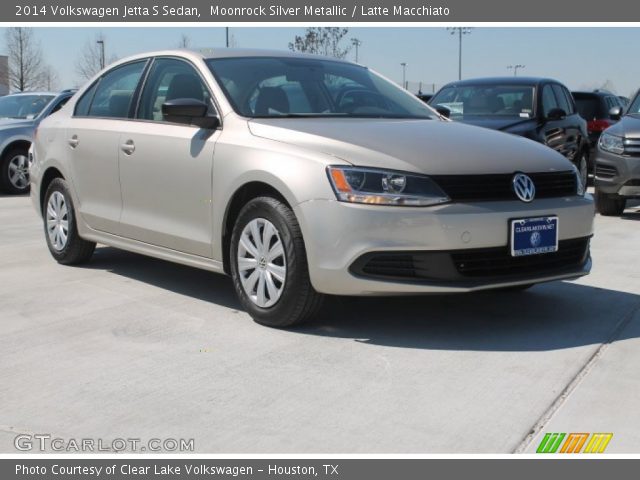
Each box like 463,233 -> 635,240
507,64 -> 525,76
447,27 -> 472,80
96,39 -> 105,70
351,38 -> 362,63
400,62 -> 407,90
226,27 -> 229,47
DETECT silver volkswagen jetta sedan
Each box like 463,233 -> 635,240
30,49 -> 595,327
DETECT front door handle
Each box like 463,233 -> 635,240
68,135 -> 79,148
121,139 -> 135,155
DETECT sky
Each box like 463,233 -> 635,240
1,26 -> 639,97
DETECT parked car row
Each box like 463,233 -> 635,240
0,89 -> 75,194
428,78 -> 639,217
29,49 -> 594,327
593,91 -> 640,215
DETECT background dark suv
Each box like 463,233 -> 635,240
572,89 -> 625,160
430,77 -> 590,187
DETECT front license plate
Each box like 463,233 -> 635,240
510,216 -> 558,257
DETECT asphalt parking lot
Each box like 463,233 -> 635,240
1,192 -> 639,453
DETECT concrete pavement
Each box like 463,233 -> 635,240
0,193 -> 639,453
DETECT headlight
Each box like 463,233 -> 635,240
599,133 -> 624,155
327,166 -> 450,206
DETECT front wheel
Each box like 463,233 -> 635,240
43,178 -> 96,264
230,196 -> 324,328
595,189 -> 626,216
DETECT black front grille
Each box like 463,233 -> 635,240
451,238 -> 590,277
351,237 -> 590,282
361,254 -> 416,278
596,164 -> 618,179
431,171 -> 577,202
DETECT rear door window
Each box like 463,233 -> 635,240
82,61 -> 147,119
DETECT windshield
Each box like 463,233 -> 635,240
431,84 -> 536,119
627,93 -> 640,116
0,94 -> 55,119
206,57 -> 435,119
573,94 -> 604,120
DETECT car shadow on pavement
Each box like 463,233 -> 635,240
621,206 -> 640,221
86,246 -> 242,310
298,283 -> 640,352
83,247 -> 640,353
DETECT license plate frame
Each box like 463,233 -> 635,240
510,216 -> 559,257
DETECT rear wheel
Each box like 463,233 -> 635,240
230,196 -> 324,328
43,178 -> 96,264
595,189 -> 626,216
1,147 -> 31,194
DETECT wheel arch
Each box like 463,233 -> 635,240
221,181 -> 293,275
1,139 -> 32,160
39,167 -> 66,215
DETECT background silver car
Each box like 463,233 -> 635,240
0,90 -> 74,194
30,49 -> 594,327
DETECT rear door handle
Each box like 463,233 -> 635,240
120,139 -> 135,155
68,135 -> 79,148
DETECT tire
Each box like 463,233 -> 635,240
229,196 -> 324,328
0,147 -> 31,194
43,178 -> 96,265
595,188 -> 626,216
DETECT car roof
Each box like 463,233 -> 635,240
111,48 -> 354,65
4,92 -> 58,97
441,77 -> 559,88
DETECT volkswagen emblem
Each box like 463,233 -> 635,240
530,231 -> 541,247
512,173 -> 536,202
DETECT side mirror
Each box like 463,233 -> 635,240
546,107 -> 567,121
609,106 -> 623,120
435,105 -> 451,118
162,98 -> 220,129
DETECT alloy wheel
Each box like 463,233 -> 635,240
8,154 -> 29,190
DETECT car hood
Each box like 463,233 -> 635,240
604,114 -> 640,138
0,118 -> 35,129
248,118 -> 572,175
451,116 -> 534,132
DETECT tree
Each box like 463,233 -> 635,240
42,65 -> 59,91
288,27 -> 351,59
599,79 -> 617,94
75,33 -> 117,81
5,27 -> 46,92
177,34 -> 191,48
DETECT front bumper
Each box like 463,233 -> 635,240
595,149 -> 640,197
294,196 -> 594,295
